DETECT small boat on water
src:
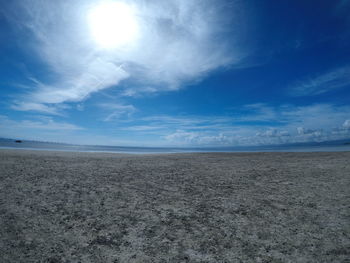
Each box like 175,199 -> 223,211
15,140 -> 22,143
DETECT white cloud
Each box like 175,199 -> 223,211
295,127 -> 324,142
235,103 -> 279,122
0,115 -> 82,133
296,127 -> 322,136
31,60 -> 130,104
343,119 -> 350,129
121,125 -> 166,131
8,0 -> 245,113
76,104 -> 85,111
98,103 -> 137,121
162,103 -> 350,146
0,115 -> 145,146
331,119 -> 350,136
11,102 -> 63,116
256,129 -> 290,138
1,103 -> 350,147
280,104 -> 350,129
165,130 -> 200,144
289,66 -> 350,96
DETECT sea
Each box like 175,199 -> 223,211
1,138 -> 350,154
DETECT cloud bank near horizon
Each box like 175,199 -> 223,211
1,103 -> 349,146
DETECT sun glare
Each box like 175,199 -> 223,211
88,1 -> 139,49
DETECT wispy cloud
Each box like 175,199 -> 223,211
121,125 -> 166,131
0,115 -> 82,134
256,129 -> 290,138
7,0 -> 245,113
11,101 -> 64,116
1,103 -> 350,146
234,103 -> 279,123
289,66 -> 350,96
331,119 -> 350,136
98,103 -> 137,121
156,103 -> 350,146
0,115 -> 139,145
343,119 -> 350,129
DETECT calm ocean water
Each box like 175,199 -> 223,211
1,138 -> 350,154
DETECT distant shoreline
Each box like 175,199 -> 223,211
1,145 -> 350,155
2,137 -> 350,154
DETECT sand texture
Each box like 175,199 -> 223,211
0,149 -> 349,262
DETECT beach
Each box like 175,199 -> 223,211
0,149 -> 349,262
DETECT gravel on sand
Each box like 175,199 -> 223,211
0,149 -> 349,262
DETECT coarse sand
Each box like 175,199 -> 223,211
0,149 -> 349,262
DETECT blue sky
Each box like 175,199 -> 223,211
0,0 -> 350,146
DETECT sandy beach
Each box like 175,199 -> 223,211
0,149 -> 349,262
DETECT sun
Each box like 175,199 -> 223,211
88,1 -> 139,49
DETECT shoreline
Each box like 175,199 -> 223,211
1,145 -> 350,155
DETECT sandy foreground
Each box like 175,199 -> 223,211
0,149 -> 349,262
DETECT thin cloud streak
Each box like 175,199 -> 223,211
11,102 -> 63,116
98,103 -> 137,121
148,103 -> 350,146
1,103 -> 349,147
289,66 -> 350,97
0,115 -> 83,132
